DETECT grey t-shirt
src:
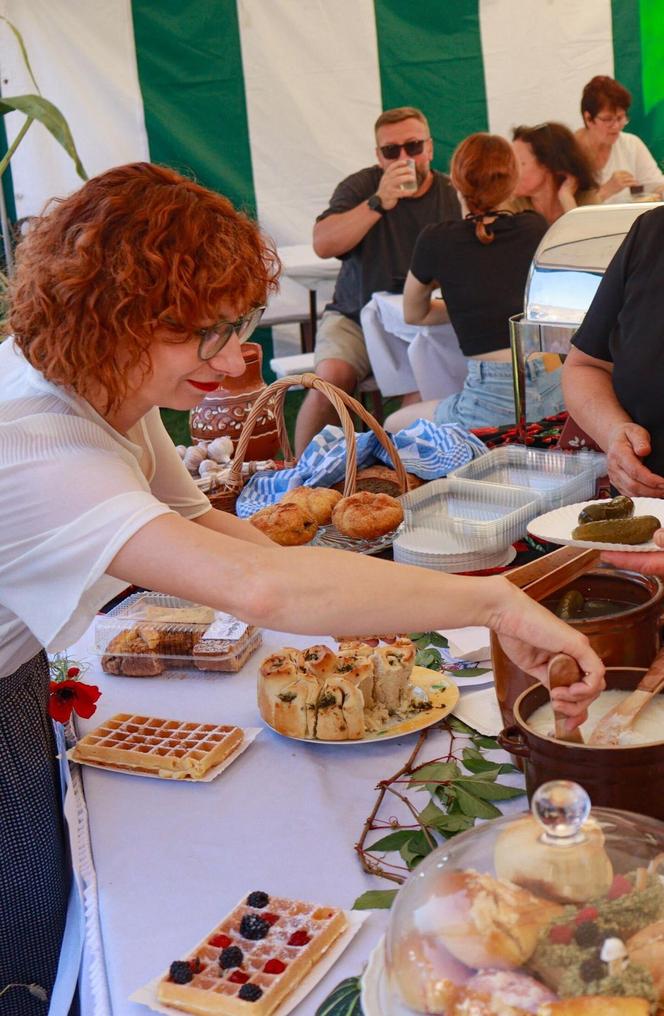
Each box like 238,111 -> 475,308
317,166 -> 461,323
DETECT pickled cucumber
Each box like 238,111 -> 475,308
555,589 -> 585,620
578,495 -> 634,524
571,515 -> 660,545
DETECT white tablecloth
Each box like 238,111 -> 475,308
66,622 -> 519,1016
277,243 -> 341,290
361,292 -> 468,400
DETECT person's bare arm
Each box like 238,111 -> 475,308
193,506 -> 273,546
598,170 -> 637,202
313,162 -> 418,258
563,346 -> 664,495
402,270 -> 449,326
106,513 -> 604,725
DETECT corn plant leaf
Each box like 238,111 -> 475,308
0,17 -> 40,93
0,94 -> 86,179
352,889 -> 398,910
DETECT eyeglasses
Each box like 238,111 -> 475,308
594,113 -> 629,126
196,306 -> 266,360
379,138 -> 429,160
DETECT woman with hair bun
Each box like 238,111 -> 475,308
575,75 -> 664,203
0,162 -> 604,1010
385,132 -> 562,431
512,121 -> 599,223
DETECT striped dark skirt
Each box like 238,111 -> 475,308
0,652 -> 73,1015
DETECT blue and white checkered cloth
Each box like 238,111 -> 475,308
235,419 -> 487,517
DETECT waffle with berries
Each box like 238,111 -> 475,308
74,713 -> 243,779
157,891 -> 347,1015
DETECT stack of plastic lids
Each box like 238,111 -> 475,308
448,446 -> 605,512
395,478 -> 541,572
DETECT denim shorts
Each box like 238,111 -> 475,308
434,358 -> 563,430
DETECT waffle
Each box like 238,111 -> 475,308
74,713 -> 243,779
157,891 -> 347,1015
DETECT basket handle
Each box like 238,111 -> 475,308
228,373 -> 408,497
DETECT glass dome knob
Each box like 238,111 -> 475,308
532,780 -> 591,844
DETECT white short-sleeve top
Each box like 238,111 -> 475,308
0,339 -> 211,677
600,132 -> 664,203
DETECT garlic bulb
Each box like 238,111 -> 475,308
175,445 -> 187,459
183,445 -> 207,473
199,459 -> 224,477
207,436 -> 234,464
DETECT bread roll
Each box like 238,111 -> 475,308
415,870 -> 564,969
302,644 -> 339,680
463,970 -> 556,1013
538,999 -> 649,1015
627,920 -> 664,1000
280,485 -> 342,525
388,927 -> 468,1013
314,677 -> 365,740
272,675 -> 319,738
494,815 -> 613,904
373,640 -> 416,712
335,652 -> 375,708
250,502 -> 318,545
331,491 -> 404,540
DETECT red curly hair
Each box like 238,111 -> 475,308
451,133 -> 518,245
9,162 -> 280,411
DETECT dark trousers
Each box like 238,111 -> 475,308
0,652 -> 76,1015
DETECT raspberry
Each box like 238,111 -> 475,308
238,984 -> 263,1002
607,874 -> 632,900
169,960 -> 193,984
246,891 -> 270,909
219,946 -> 244,969
580,956 -> 605,983
228,970 -> 249,984
288,930 -> 311,947
188,957 -> 202,974
574,921 -> 599,947
262,913 -> 279,926
549,923 -> 574,945
209,933 -> 232,948
575,906 -> 599,924
264,958 -> 287,974
239,914 -> 271,940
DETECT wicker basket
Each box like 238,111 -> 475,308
208,373 -> 408,514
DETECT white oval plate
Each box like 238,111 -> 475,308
262,666 -> 459,744
361,936 -> 410,1016
528,498 -> 664,552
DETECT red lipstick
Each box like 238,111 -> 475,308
188,380 -> 221,392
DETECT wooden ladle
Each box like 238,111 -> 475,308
589,647 -> 664,746
547,653 -> 585,744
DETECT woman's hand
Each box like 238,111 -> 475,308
558,173 -> 579,211
606,421 -> 664,496
603,527 -> 664,575
491,580 -> 605,729
602,169 -> 638,199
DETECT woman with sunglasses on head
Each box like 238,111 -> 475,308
384,133 -> 563,433
511,122 -> 599,224
575,75 -> 664,203
0,162 -> 604,1013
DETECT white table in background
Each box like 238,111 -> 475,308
67,623 -> 515,1015
361,292 -> 468,401
277,244 -> 342,349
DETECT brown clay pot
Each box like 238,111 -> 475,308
189,342 -> 281,460
492,568 -> 664,729
499,667 -> 664,820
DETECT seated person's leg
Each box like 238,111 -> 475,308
384,399 -> 439,432
294,311 -> 371,455
434,359 -> 563,431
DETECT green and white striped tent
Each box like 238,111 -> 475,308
1,1 -> 663,253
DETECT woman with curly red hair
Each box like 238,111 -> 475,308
0,162 -> 603,1012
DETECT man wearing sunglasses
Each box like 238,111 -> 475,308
295,106 -> 460,454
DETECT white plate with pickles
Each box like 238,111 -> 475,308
528,496 -> 664,552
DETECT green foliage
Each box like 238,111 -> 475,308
410,631 -> 489,676
351,889 -> 398,911
315,976 -> 363,1015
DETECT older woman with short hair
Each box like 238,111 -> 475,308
1,162 -> 603,1010
576,75 -> 664,203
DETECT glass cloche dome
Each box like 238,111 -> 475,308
382,781 -> 664,1015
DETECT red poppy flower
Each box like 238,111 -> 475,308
48,680 -> 102,723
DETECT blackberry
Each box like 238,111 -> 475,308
219,946 -> 244,969
580,956 -> 605,983
169,960 -> 193,984
239,914 -> 270,940
238,983 -> 263,1002
246,891 -> 270,909
574,921 -> 599,947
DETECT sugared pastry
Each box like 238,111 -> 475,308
250,502 -> 318,546
465,970 -> 557,1013
627,920 -> 664,999
414,870 -> 564,969
280,485 -> 342,525
494,815 -> 614,904
331,491 -> 403,540
388,927 -> 470,1013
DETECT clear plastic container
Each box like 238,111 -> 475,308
393,525 -> 515,572
400,478 -> 541,549
95,592 -> 261,676
449,446 -> 603,512
380,781 -> 664,1015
